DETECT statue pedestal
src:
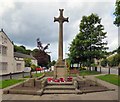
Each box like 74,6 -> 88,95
54,60 -> 67,79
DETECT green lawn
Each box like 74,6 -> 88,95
69,70 -> 100,77
69,74 -> 77,77
96,74 -> 120,86
79,70 -> 100,76
24,72 -> 44,78
33,73 -> 44,77
0,79 -> 25,89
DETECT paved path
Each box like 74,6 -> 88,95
1,74 -> 119,101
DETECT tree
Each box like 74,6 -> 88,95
117,46 -> 120,53
31,64 -> 37,71
24,58 -> 32,67
107,53 -> 120,67
51,60 -> 56,66
32,49 -> 51,67
101,58 -> 108,67
68,13 -> 108,69
14,45 -> 32,55
113,0 -> 120,27
20,45 -> 26,50
26,49 -> 32,55
14,45 -> 26,54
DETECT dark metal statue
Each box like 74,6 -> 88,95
37,38 -> 50,51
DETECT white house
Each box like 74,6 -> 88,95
14,52 -> 37,67
0,29 -> 15,75
0,29 -> 37,75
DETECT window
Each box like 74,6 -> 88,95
1,36 -> 7,44
4,38 -> 7,44
2,45 -> 7,55
17,63 -> 21,71
0,62 -> 8,71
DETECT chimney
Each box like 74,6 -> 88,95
1,28 -> 3,32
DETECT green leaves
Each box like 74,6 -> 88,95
24,58 -> 32,67
113,0 -> 120,27
68,13 -> 108,66
101,58 -> 108,67
14,45 -> 32,55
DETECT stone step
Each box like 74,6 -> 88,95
45,85 -> 75,90
43,90 -> 76,94
47,82 -> 73,85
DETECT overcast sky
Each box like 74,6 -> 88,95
0,0 -> 118,61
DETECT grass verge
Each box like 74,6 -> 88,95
96,74 -> 120,86
0,79 -> 25,89
69,70 -> 100,77
79,70 -> 100,76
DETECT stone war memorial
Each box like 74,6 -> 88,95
54,9 -> 68,79
2,9 -> 114,96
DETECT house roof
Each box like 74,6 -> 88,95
14,52 -> 36,60
0,29 -> 14,45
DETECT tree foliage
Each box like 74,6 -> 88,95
24,58 -> 32,67
14,44 -> 51,68
107,53 -> 120,67
31,64 -> 37,71
68,13 -> 108,67
32,49 -> 51,67
113,0 -> 120,27
50,60 -> 56,66
117,46 -> 120,53
101,58 -> 108,67
14,45 -> 32,55
101,46 -> 120,67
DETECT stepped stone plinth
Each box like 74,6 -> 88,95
43,81 -> 76,94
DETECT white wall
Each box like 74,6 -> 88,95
0,31 -> 37,75
31,59 -> 37,66
14,58 -> 25,73
0,31 -> 14,75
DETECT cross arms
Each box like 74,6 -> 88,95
54,9 -> 69,23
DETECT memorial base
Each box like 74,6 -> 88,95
54,60 -> 67,79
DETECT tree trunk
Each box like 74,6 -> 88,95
80,63 -> 82,70
108,67 -> 110,74
100,67 -> 101,73
95,67 -> 97,71
89,67 -> 91,71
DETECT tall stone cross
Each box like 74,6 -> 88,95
54,9 -> 69,63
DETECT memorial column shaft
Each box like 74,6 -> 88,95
59,22 -> 63,61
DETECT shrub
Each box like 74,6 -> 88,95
31,64 -> 37,71
101,58 -> 108,67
